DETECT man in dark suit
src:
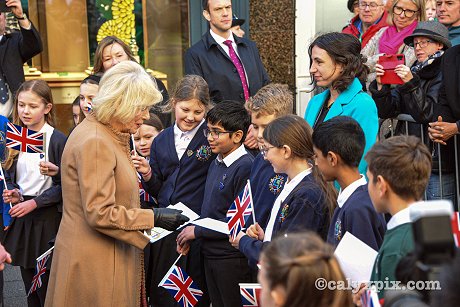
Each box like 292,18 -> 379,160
185,0 -> 270,105
185,0 -> 269,151
0,0 -> 43,117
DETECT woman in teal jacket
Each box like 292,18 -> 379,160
305,32 -> 378,175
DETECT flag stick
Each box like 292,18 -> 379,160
131,134 -> 137,156
42,132 -> 47,180
0,164 -> 12,209
36,246 -> 54,262
158,254 -> 183,287
247,179 -> 256,224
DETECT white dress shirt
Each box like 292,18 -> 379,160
336,175 -> 367,208
210,29 -> 249,83
216,144 -> 248,167
16,123 -> 54,196
387,206 -> 412,230
173,119 -> 204,160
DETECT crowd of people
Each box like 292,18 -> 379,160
0,0 -> 459,306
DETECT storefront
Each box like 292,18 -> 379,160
10,0 -> 353,133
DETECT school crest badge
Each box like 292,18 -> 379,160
278,204 -> 289,224
269,175 -> 285,195
196,145 -> 212,161
334,219 -> 342,241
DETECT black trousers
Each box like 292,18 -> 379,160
20,267 -> 49,307
203,257 -> 252,307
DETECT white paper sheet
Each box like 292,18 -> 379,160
191,218 -> 230,234
144,202 -> 200,243
334,231 -> 378,286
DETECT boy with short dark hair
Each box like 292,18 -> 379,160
365,135 -> 432,299
312,116 -> 386,251
177,101 -> 253,307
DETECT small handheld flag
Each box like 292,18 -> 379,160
159,255 -> 203,307
138,173 -> 155,203
451,212 -> 460,247
227,180 -> 254,241
239,283 -> 262,307
28,246 -> 54,296
361,286 -> 381,307
6,122 -> 44,153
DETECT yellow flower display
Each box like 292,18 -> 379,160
96,0 -> 135,45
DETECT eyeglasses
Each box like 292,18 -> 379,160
359,2 -> 383,10
260,145 -> 276,157
203,128 -> 234,139
393,5 -> 419,18
353,1 -> 359,9
411,40 -> 433,48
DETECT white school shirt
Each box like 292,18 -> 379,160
264,168 -> 312,242
16,123 -> 54,196
336,175 -> 367,208
173,119 -> 205,160
387,205 -> 412,230
216,144 -> 248,167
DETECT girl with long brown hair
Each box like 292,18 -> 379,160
1,80 -> 67,306
231,115 -> 337,265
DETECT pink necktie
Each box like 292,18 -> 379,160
223,40 -> 250,101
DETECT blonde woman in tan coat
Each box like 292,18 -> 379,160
45,61 -> 188,307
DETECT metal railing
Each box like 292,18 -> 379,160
379,114 -> 459,210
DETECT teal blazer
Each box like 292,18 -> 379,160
304,78 -> 378,174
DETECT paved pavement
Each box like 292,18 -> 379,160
3,264 -> 27,307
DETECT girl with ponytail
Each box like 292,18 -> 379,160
259,232 -> 353,307
304,32 -> 378,175
231,115 -> 337,266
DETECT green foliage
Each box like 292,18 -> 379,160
96,0 -> 113,20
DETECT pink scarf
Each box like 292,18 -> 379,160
379,21 -> 417,54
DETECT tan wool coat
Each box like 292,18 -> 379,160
45,115 -> 154,307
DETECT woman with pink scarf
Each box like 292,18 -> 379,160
362,0 -> 426,88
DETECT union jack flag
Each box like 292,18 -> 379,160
159,265 -> 203,307
28,250 -> 52,296
451,212 -> 460,247
6,122 -> 44,153
240,283 -> 261,307
138,174 -> 155,203
227,181 -> 253,241
361,287 -> 381,307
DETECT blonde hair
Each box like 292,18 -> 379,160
92,61 -> 162,124
388,0 -> 426,25
245,83 -> 293,118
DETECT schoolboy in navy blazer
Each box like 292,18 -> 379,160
249,154 -> 287,230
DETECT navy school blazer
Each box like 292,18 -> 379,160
142,121 -> 216,214
238,173 -> 330,265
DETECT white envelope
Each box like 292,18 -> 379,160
191,218 -> 230,234
334,231 -> 378,287
144,202 -> 200,243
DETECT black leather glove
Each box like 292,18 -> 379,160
153,208 -> 189,231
